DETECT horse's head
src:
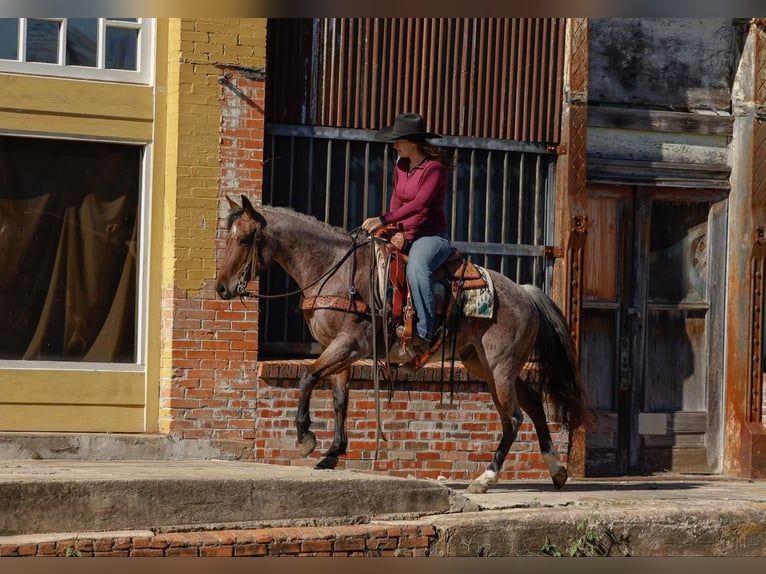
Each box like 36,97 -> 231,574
215,194 -> 270,300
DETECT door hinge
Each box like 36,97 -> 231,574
544,245 -> 564,259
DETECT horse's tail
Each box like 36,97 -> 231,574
522,284 -> 591,431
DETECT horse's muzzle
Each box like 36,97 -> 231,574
216,283 -> 234,300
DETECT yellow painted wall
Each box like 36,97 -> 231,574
0,18 -> 267,435
0,20 -> 164,432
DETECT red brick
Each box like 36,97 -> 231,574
111,537 -> 132,550
300,540 -> 332,553
398,536 -> 431,549
166,546 -> 200,556
234,543 -> 268,556
94,550 -> 130,557
131,537 -> 152,549
200,546 -> 233,557
0,545 -> 19,557
130,548 -> 166,557
333,537 -> 366,552
18,543 -> 38,556
36,542 -> 57,556
270,541 -> 301,555
367,538 -> 397,550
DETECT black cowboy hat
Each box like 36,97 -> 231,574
374,112 -> 442,142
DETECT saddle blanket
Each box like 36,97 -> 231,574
460,265 -> 494,318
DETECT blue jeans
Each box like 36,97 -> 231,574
407,233 -> 451,340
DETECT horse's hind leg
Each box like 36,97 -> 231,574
465,371 -> 524,494
516,379 -> 568,489
314,367 -> 351,470
467,397 -> 524,494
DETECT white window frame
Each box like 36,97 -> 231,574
0,134 -> 151,372
0,18 -> 154,85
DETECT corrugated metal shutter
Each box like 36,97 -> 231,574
267,18 -> 565,144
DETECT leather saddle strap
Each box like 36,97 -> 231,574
301,295 -> 370,315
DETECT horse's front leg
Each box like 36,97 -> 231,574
314,367 -> 351,470
296,370 -> 319,457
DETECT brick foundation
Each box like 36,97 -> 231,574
0,523 -> 435,557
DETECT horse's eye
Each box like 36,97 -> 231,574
238,235 -> 254,247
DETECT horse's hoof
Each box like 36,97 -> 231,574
298,433 -> 317,457
465,481 -> 489,494
552,467 -> 568,490
314,456 -> 338,470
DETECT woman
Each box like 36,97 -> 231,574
361,112 -> 454,355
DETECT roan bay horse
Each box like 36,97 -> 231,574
215,195 -> 590,493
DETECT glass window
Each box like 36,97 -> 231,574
26,19 -> 60,64
0,135 -> 141,363
0,19 -> 18,60
0,18 -> 152,84
106,27 -> 138,71
648,202 -> 710,304
66,18 -> 98,67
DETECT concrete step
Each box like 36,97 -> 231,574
0,460 -> 453,536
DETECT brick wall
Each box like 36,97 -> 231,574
255,362 -> 571,482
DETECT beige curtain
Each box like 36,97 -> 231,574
0,136 -> 139,362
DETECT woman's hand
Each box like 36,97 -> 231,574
361,216 -> 383,233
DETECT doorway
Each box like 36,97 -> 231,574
580,185 -> 727,475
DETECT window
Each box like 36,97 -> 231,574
0,135 -> 142,363
0,18 -> 152,84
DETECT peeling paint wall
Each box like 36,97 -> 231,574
589,18 -> 735,111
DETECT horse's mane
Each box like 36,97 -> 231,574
227,203 -> 352,243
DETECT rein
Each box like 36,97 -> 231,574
236,227 -> 370,302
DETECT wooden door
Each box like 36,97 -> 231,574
580,185 -> 726,475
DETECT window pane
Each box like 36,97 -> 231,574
0,136 -> 141,363
105,27 -> 137,71
27,19 -> 60,64
648,202 -> 710,304
66,18 -> 97,67
0,19 -> 18,60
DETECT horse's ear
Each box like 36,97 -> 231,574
241,195 -> 257,218
226,196 -> 239,210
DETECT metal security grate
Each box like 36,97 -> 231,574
259,127 -> 556,356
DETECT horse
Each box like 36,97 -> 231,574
215,195 -> 590,493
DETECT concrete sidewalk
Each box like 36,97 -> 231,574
1,460 -> 765,556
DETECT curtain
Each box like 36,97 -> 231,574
0,135 -> 140,362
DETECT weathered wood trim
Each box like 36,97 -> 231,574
553,17 -> 589,478
587,157 -> 731,189
588,106 -> 734,136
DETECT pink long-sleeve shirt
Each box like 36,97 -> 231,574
381,157 -> 449,241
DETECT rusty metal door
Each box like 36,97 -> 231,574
581,185 -> 726,475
